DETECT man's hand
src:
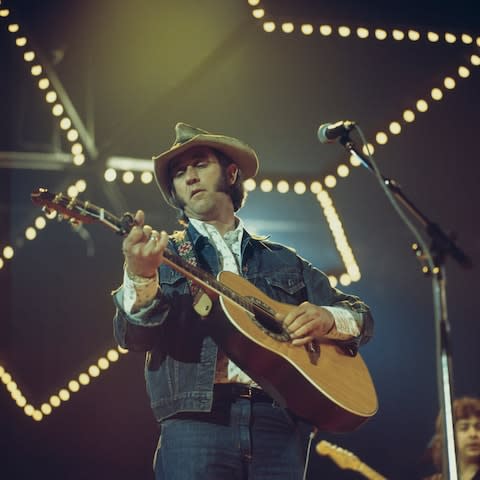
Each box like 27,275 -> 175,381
121,210 -> 168,278
277,302 -> 335,346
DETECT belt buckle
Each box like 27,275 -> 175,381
238,386 -> 253,399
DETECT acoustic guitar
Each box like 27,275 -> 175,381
317,440 -> 387,480
31,187 -> 378,432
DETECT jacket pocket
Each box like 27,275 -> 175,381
254,269 -> 306,305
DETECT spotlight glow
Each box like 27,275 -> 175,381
73,154 -> 85,166
25,227 -> 37,240
3,246 -> 14,259
71,143 -> 83,155
104,168 -> 117,182
243,178 -> 256,191
376,132 -> 388,145
324,175 -> 337,188
319,25 -> 332,36
52,104 -> 64,116
38,78 -> 50,89
375,29 -> 387,40
260,179 -> 273,192
338,26 -> 351,37
458,66 -> 470,78
23,51 -> 35,62
445,32 -> 456,43
471,54 -> 480,66
408,30 -> 420,41
392,29 -> 405,40
310,181 -> 322,194
122,171 -> 135,184
34,217 -> 47,229
403,109 -> 415,122
337,164 -> 350,177
431,88 -> 443,100
141,171 -> 153,184
45,91 -> 57,103
416,99 -> 429,112
301,24 -> 313,35
30,65 -> 42,76
263,21 -> 275,32
16,36 -> 27,46
444,77 -> 456,89
356,27 -> 369,39
60,117 -> 71,130
389,122 -> 401,135
293,181 -> 307,194
281,23 -> 294,33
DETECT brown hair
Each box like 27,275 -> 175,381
431,396 -> 480,469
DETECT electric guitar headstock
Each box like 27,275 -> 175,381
316,440 -> 387,480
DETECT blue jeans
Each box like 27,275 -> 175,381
153,398 -> 307,479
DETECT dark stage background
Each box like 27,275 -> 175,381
1,1 -> 479,479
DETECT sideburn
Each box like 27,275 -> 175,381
170,167 -> 232,212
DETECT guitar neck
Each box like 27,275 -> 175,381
357,463 -> 386,480
86,199 -> 250,307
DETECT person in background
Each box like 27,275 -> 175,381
424,396 -> 480,480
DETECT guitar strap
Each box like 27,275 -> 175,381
170,230 -> 213,317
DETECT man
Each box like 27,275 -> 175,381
425,396 -> 480,480
113,122 -> 374,479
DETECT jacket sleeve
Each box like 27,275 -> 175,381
112,283 -> 171,352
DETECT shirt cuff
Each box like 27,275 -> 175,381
322,306 -> 360,340
122,268 -> 159,313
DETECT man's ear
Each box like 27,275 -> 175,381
226,164 -> 239,185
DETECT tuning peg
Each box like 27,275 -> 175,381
69,218 -> 81,227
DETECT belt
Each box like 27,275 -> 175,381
213,383 -> 274,403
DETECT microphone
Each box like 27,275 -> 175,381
317,120 -> 356,143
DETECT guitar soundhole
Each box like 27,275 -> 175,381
248,298 -> 291,342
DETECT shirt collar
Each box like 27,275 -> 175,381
189,216 -> 244,242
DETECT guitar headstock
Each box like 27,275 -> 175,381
31,188 -> 96,224
30,187 -> 134,235
316,440 -> 362,471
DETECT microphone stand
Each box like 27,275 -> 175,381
338,134 -> 473,480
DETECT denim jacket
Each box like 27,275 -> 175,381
112,223 -> 374,424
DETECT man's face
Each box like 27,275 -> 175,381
170,146 -> 237,221
456,415 -> 480,464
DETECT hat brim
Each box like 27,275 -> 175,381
153,133 -> 259,207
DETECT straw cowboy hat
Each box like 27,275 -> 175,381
152,122 -> 259,207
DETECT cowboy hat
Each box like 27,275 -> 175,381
152,122 -> 259,207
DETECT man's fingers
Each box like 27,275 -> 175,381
289,319 -> 317,339
134,210 -> 145,225
281,303 -> 308,327
292,336 -> 314,346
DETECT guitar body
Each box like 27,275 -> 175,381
215,271 -> 378,432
